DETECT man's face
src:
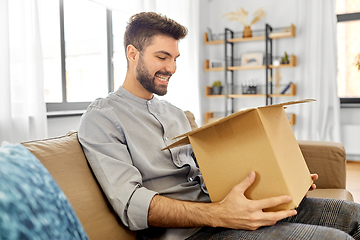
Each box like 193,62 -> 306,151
135,35 -> 180,96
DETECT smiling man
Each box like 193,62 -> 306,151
78,12 -> 360,240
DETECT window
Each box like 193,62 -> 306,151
336,0 -> 360,106
112,11 -> 130,90
39,0 -> 117,113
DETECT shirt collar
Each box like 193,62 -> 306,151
114,87 -> 156,105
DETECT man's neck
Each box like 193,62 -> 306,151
122,74 -> 153,100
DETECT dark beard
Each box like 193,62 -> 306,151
136,56 -> 170,96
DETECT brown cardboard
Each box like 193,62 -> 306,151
164,99 -> 315,211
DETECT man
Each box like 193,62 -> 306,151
78,12 -> 360,239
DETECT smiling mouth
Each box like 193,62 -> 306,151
155,74 -> 170,83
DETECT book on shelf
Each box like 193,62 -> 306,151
280,82 -> 293,94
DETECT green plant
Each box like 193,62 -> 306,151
212,81 -> 222,87
281,52 -> 289,64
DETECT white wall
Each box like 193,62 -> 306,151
47,115 -> 81,138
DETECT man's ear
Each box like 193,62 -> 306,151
127,44 -> 139,63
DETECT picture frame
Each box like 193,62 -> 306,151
241,52 -> 263,67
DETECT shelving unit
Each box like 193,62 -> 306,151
204,24 -> 297,125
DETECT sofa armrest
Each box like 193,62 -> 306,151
298,140 -> 346,189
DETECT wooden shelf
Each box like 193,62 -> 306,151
205,86 -> 224,98
228,36 -> 265,43
269,55 -> 297,68
204,24 -> 296,45
205,83 -> 296,98
288,113 -> 296,125
204,33 -> 225,45
204,60 -> 224,71
269,24 -> 296,39
204,55 -> 296,72
228,65 -> 266,71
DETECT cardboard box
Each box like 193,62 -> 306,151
164,99 -> 315,211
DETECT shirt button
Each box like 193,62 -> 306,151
165,137 -> 169,141
189,177 -> 193,182
148,101 -> 152,105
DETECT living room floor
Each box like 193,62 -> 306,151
346,161 -> 360,204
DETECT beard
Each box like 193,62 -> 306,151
136,56 -> 171,96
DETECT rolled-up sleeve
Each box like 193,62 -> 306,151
78,106 -> 157,231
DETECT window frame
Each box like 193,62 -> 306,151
46,0 -> 114,114
337,12 -> 360,108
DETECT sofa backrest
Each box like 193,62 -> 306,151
22,131 -> 136,240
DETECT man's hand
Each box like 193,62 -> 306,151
309,173 -> 318,191
212,171 -> 297,230
148,171 -> 297,230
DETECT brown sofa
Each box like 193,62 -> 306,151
21,113 -> 353,240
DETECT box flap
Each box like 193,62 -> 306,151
162,136 -> 190,150
258,99 -> 315,109
163,99 -> 315,150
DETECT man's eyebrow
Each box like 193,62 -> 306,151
154,50 -> 180,59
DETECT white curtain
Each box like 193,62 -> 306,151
0,0 -> 48,144
293,0 -> 341,142
90,0 -> 201,123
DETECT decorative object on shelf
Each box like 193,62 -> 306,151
273,59 -> 280,67
209,59 -> 223,68
242,80 -> 257,94
222,7 -> 266,38
280,82 -> 293,94
281,52 -> 290,64
206,28 -> 213,41
241,52 -> 263,66
211,81 -> 223,95
355,53 -> 360,70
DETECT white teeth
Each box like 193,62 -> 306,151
156,75 -> 169,82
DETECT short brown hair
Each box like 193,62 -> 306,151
124,12 -> 188,53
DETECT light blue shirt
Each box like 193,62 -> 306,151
78,87 -> 209,239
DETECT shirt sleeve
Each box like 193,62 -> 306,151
78,106 -> 158,231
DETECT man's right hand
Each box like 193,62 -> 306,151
148,171 -> 297,230
212,171 -> 297,230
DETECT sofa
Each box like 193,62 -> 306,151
1,112 -> 354,240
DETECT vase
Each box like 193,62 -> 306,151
211,86 -> 223,95
243,25 -> 252,38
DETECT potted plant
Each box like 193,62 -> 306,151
211,81 -> 223,95
281,52 -> 289,64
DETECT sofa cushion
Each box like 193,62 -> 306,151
0,143 -> 88,240
22,131 -> 136,240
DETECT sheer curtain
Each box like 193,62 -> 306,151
91,0 -> 201,122
0,0 -> 48,144
293,0 -> 341,142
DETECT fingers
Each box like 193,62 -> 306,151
261,209 -> 298,225
255,195 -> 293,210
235,171 -> 256,193
311,173 -> 318,181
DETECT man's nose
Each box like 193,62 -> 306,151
166,60 -> 176,74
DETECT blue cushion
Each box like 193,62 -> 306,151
0,143 -> 88,240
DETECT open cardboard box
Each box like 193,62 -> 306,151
164,99 -> 315,211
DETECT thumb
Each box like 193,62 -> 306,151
235,171 -> 256,194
